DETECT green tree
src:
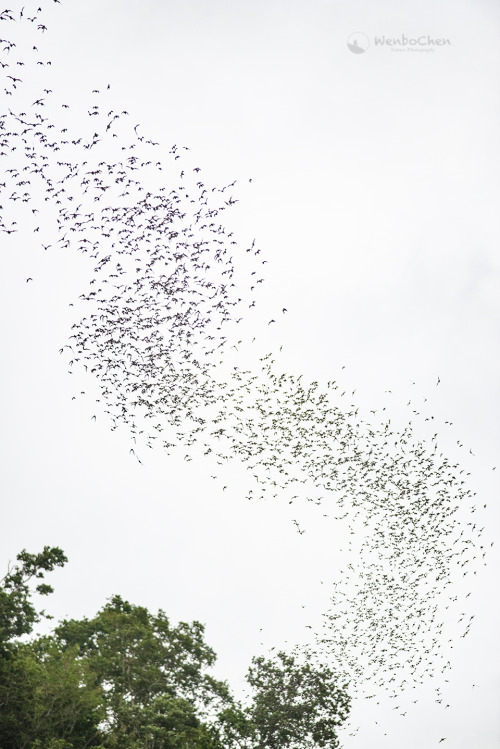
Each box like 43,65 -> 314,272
0,548 -> 102,748
244,651 -> 350,749
0,552 -> 351,749
0,638 -> 104,749
100,693 -> 223,749
54,596 -> 232,748
0,547 -> 67,652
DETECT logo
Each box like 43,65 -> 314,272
347,32 -> 451,55
374,34 -> 451,50
347,32 -> 369,54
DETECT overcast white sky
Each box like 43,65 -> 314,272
1,1 -> 500,747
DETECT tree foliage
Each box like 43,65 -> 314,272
0,639 -> 103,749
0,553 -> 350,748
245,652 -> 350,749
0,547 -> 67,652
53,595 -> 232,749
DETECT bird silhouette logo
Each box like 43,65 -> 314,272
347,33 -> 369,54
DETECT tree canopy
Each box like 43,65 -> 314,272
0,547 -> 67,653
0,550 -> 350,749
246,651 -> 350,749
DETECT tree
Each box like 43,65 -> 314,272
0,552 -> 351,749
0,548 -> 103,748
244,651 -> 350,749
99,693 -> 222,749
0,638 -> 104,749
0,547 -> 67,653
53,595 -> 233,748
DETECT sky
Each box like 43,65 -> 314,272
1,0 -> 500,747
